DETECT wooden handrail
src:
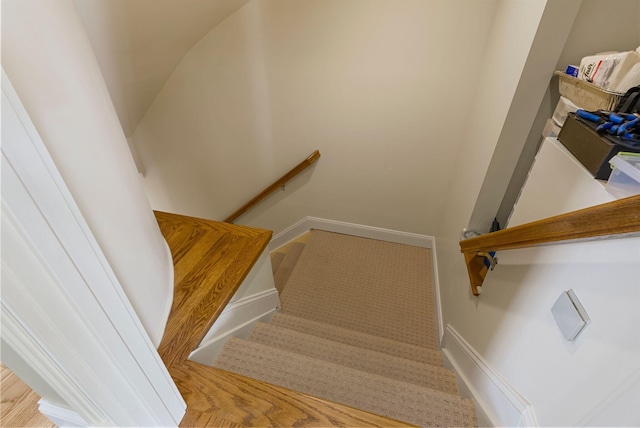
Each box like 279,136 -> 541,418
460,194 -> 640,296
224,150 -> 321,223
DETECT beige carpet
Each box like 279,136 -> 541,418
214,230 -> 476,427
280,230 -> 437,349
272,242 -> 305,294
269,312 -> 443,366
248,321 -> 458,393
215,336 -> 476,427
270,251 -> 285,275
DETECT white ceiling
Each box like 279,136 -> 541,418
74,0 -> 250,137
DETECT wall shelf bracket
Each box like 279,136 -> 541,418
463,252 -> 489,296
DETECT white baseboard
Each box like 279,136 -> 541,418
38,399 -> 89,428
441,324 -> 537,427
270,216 -> 434,249
430,238 -> 444,345
270,216 -> 443,344
188,289 -> 280,366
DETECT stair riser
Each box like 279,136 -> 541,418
272,242 -> 306,294
248,322 -> 458,394
270,313 -> 443,366
215,338 -> 476,427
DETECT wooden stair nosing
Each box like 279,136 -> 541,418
174,361 -> 414,427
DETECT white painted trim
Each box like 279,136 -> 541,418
152,238 -> 176,347
188,247 -> 280,366
269,217 -> 312,251
270,216 -> 443,343
441,324 -> 537,428
1,70 -> 184,426
198,288 -> 281,345
228,250 -> 275,304
225,288 -> 281,313
430,238 -> 445,345
189,309 -> 278,366
521,407 -> 539,428
189,288 -> 280,365
38,399 -> 90,428
1,300 -> 108,425
270,216 -> 434,250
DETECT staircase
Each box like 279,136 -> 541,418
213,230 -> 477,427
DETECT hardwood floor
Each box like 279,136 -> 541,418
155,211 -> 410,427
0,363 -> 55,428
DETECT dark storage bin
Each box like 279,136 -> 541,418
557,112 -> 640,180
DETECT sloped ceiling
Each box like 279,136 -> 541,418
74,0 -> 250,137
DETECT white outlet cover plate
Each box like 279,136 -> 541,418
551,289 -> 590,341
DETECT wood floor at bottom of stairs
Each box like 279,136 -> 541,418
0,363 -> 55,428
172,361 -> 413,427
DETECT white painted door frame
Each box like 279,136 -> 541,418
0,70 -> 185,426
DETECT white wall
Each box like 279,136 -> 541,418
132,0 -> 499,235
2,69 -> 185,425
556,0 -> 640,70
495,0 -> 640,227
425,0 -> 640,424
456,0 -> 581,234
435,0 -> 582,364
73,0 -> 250,137
2,0 -> 173,347
433,1 -> 640,425
444,139 -> 640,426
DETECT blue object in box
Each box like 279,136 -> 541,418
565,65 -> 579,77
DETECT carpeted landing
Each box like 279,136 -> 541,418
213,230 -> 476,427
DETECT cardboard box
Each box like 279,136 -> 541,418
557,113 -> 640,180
556,71 -> 622,111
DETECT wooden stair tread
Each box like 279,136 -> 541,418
156,211 -> 406,426
155,211 -> 272,367
174,362 -> 413,427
